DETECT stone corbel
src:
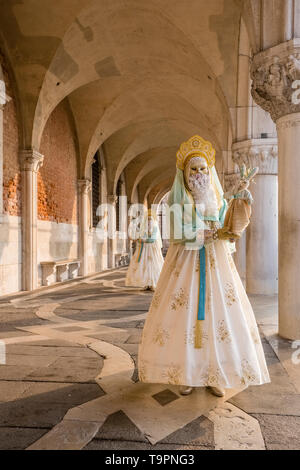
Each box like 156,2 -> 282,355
251,38 -> 300,121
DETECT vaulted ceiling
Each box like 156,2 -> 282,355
0,0 -> 248,203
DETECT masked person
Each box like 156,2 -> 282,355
138,136 -> 270,397
125,209 -> 164,291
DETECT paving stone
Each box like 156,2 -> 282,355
5,354 -> 57,367
126,334 -> 142,344
158,415 -> 214,447
0,365 -> 37,381
86,332 -> 130,343
106,321 -> 140,329
24,338 -> 83,347
94,410 -> 148,443
229,387 -> 300,415
19,382 -> 104,404
84,439 -> 213,450
251,414 -> 300,450
0,331 -> 33,339
6,344 -> 98,357
152,389 -> 180,406
0,400 -> 73,428
114,343 -> 139,355
53,326 -> 88,332
0,384 -> 104,428
25,365 -> 101,383
0,381 -> 31,402
0,427 -> 49,450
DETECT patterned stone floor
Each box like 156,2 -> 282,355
0,268 -> 299,450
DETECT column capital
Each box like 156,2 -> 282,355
20,149 -> 44,172
251,38 -> 300,122
232,138 -> 278,174
107,194 -> 118,205
78,179 -> 92,194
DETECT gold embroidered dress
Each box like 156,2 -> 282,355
138,136 -> 270,389
125,212 -> 164,289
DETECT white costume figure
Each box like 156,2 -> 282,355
125,210 -> 164,290
138,136 -> 270,396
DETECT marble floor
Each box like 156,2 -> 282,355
0,268 -> 299,450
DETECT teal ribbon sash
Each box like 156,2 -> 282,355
137,226 -> 158,262
197,247 -> 206,321
138,242 -> 144,262
196,197 -> 226,321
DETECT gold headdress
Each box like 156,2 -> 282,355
176,135 -> 215,170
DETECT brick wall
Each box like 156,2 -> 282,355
38,100 -> 78,224
1,51 -> 21,216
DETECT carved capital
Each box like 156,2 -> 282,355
232,139 -> 278,174
107,194 -> 118,205
251,39 -> 300,121
78,179 -> 92,194
20,149 -> 44,173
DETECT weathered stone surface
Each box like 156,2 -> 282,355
94,410 -> 148,443
252,414 -> 300,450
84,440 -> 213,450
0,427 -> 48,450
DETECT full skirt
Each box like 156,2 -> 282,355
125,241 -> 164,289
138,240 -> 271,388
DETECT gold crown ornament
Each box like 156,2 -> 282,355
176,135 -> 216,170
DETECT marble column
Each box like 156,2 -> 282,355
107,195 -> 117,269
78,179 -> 91,277
20,149 -> 44,291
232,139 -> 278,295
251,38 -> 300,339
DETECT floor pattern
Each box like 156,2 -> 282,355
0,269 -> 299,450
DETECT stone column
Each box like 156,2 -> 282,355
78,179 -> 91,277
251,38 -> 300,339
20,149 -> 44,291
232,139 -> 278,295
107,195 -> 117,268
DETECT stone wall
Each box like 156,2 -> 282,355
0,51 -> 22,295
1,51 -> 21,216
38,99 -> 78,224
37,100 -> 79,284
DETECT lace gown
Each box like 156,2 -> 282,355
125,238 -> 164,289
137,238 -> 270,388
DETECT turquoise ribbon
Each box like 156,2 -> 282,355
138,242 -> 144,262
196,198 -> 227,321
137,226 -> 158,262
197,246 -> 206,321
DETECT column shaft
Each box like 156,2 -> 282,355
21,150 -> 44,291
277,113 -> 300,338
78,179 -> 91,277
